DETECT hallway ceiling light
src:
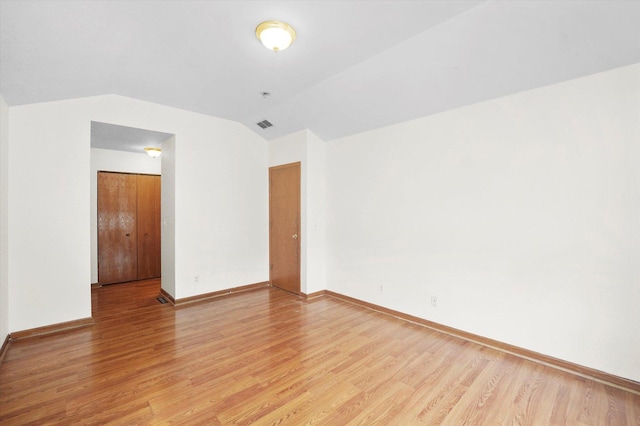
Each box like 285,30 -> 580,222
256,20 -> 296,52
144,147 -> 161,158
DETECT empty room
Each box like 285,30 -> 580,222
0,1 -> 639,424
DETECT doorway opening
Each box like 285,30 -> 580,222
90,122 -> 174,297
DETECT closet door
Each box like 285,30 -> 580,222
98,172 -> 138,284
137,174 -> 161,279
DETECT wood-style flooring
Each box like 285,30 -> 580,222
1,279 -> 638,424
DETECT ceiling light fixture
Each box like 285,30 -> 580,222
144,147 -> 161,158
256,20 -> 296,52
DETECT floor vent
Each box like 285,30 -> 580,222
157,297 -> 168,304
257,119 -> 273,129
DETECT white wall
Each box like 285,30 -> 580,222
305,131 -> 327,294
90,148 -> 162,284
269,129 -> 326,294
173,110 -> 267,299
325,64 -> 640,382
0,95 -> 9,340
161,137 -> 176,298
7,95 -> 268,331
9,101 -> 92,331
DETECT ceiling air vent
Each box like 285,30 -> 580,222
256,119 -> 273,129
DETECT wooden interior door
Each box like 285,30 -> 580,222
98,172 -> 138,284
269,162 -> 301,294
137,174 -> 161,280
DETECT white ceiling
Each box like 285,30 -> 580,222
91,122 -> 173,154
1,0 -> 639,144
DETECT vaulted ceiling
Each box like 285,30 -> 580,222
1,0 -> 639,142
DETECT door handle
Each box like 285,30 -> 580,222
125,233 -> 130,237
292,233 -> 298,239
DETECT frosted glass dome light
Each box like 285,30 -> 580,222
144,147 -> 162,158
256,21 -> 296,52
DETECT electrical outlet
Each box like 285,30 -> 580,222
194,275 -> 200,283
431,296 -> 438,307
379,284 -> 384,293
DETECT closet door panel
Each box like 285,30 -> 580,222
98,172 -> 138,284
137,174 -> 161,279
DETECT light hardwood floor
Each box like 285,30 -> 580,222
1,279 -> 638,424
